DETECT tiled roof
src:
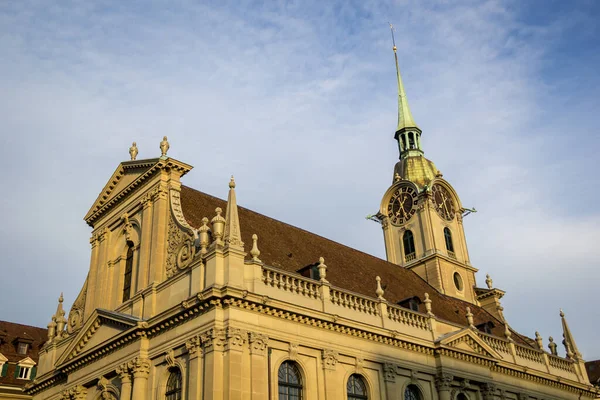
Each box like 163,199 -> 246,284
0,321 -> 47,390
586,360 -> 600,385
179,185 -> 532,347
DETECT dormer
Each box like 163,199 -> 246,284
13,336 -> 34,355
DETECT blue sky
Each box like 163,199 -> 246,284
1,0 -> 599,360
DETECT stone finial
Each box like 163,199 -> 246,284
485,274 -> 493,289
394,172 -> 401,182
548,336 -> 558,356
54,293 -> 67,336
198,217 -> 210,255
129,142 -> 138,160
533,331 -> 544,350
466,307 -> 474,328
223,176 -> 244,248
423,293 -> 433,317
436,170 -> 443,178
375,276 -> 385,300
47,318 -> 57,342
504,324 -> 512,341
318,257 -> 328,283
160,136 -> 170,157
211,207 -> 225,245
250,234 -> 261,262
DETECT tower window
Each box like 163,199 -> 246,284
403,230 -> 416,262
453,272 -> 464,291
165,367 -> 183,400
408,132 -> 415,149
122,243 -> 134,302
278,361 -> 303,400
444,227 -> 454,255
347,374 -> 368,400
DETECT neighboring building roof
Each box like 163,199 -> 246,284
0,321 -> 47,391
179,185 -> 533,347
587,360 -> 600,385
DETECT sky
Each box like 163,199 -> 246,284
0,0 -> 599,360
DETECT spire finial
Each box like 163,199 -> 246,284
198,217 -> 210,255
389,23 -> 419,146
224,176 -> 244,248
160,136 -> 170,157
129,142 -> 138,160
560,309 -> 581,360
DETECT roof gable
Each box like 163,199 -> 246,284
56,310 -> 139,366
437,329 -> 503,360
84,157 -> 192,225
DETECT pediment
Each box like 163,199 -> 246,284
84,157 -> 193,226
17,357 -> 36,366
436,328 -> 503,360
56,309 -> 140,366
0,353 -> 7,363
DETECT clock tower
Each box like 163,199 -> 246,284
379,34 -> 478,304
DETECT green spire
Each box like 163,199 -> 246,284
390,25 -> 419,132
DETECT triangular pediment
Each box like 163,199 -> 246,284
436,328 -> 503,360
84,157 -> 192,225
56,309 -> 140,366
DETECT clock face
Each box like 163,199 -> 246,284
387,185 -> 418,225
431,183 -> 455,221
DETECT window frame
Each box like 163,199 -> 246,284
278,360 -> 303,400
404,384 -> 422,400
347,374 -> 368,400
402,230 -> 416,260
122,243 -> 134,302
165,367 -> 183,400
443,227 -> 454,252
17,342 -> 28,355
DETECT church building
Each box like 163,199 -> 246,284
26,42 -> 598,400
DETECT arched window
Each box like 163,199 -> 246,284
404,384 -> 421,400
444,227 -> 454,253
165,367 -> 182,400
278,361 -> 302,400
403,230 -> 416,261
122,243 -> 134,302
347,374 -> 368,400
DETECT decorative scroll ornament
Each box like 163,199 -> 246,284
61,385 -> 88,400
322,349 -> 339,370
289,343 -> 299,360
164,349 -> 176,367
166,216 -> 195,278
383,362 -> 396,382
67,278 -> 87,334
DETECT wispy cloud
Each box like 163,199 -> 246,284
0,0 -> 598,358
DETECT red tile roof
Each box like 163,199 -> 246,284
179,185 -> 532,347
0,321 -> 47,390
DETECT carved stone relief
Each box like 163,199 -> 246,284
166,217 -> 195,278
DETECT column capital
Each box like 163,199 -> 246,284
200,328 -> 226,352
131,356 -> 151,379
61,385 -> 88,400
116,362 -> 131,382
435,372 -> 454,391
185,335 -> 203,359
226,327 -> 248,351
481,382 -> 497,400
248,332 -> 269,356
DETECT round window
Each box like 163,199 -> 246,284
453,272 -> 464,291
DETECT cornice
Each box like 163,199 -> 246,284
26,288 -> 597,398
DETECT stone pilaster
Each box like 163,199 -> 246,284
201,328 -> 226,400
186,336 -> 203,400
248,333 -> 269,400
435,372 -> 453,400
383,363 -> 396,400
116,361 -> 132,400
225,328 -> 247,400
130,357 -> 151,400
322,349 -> 339,400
